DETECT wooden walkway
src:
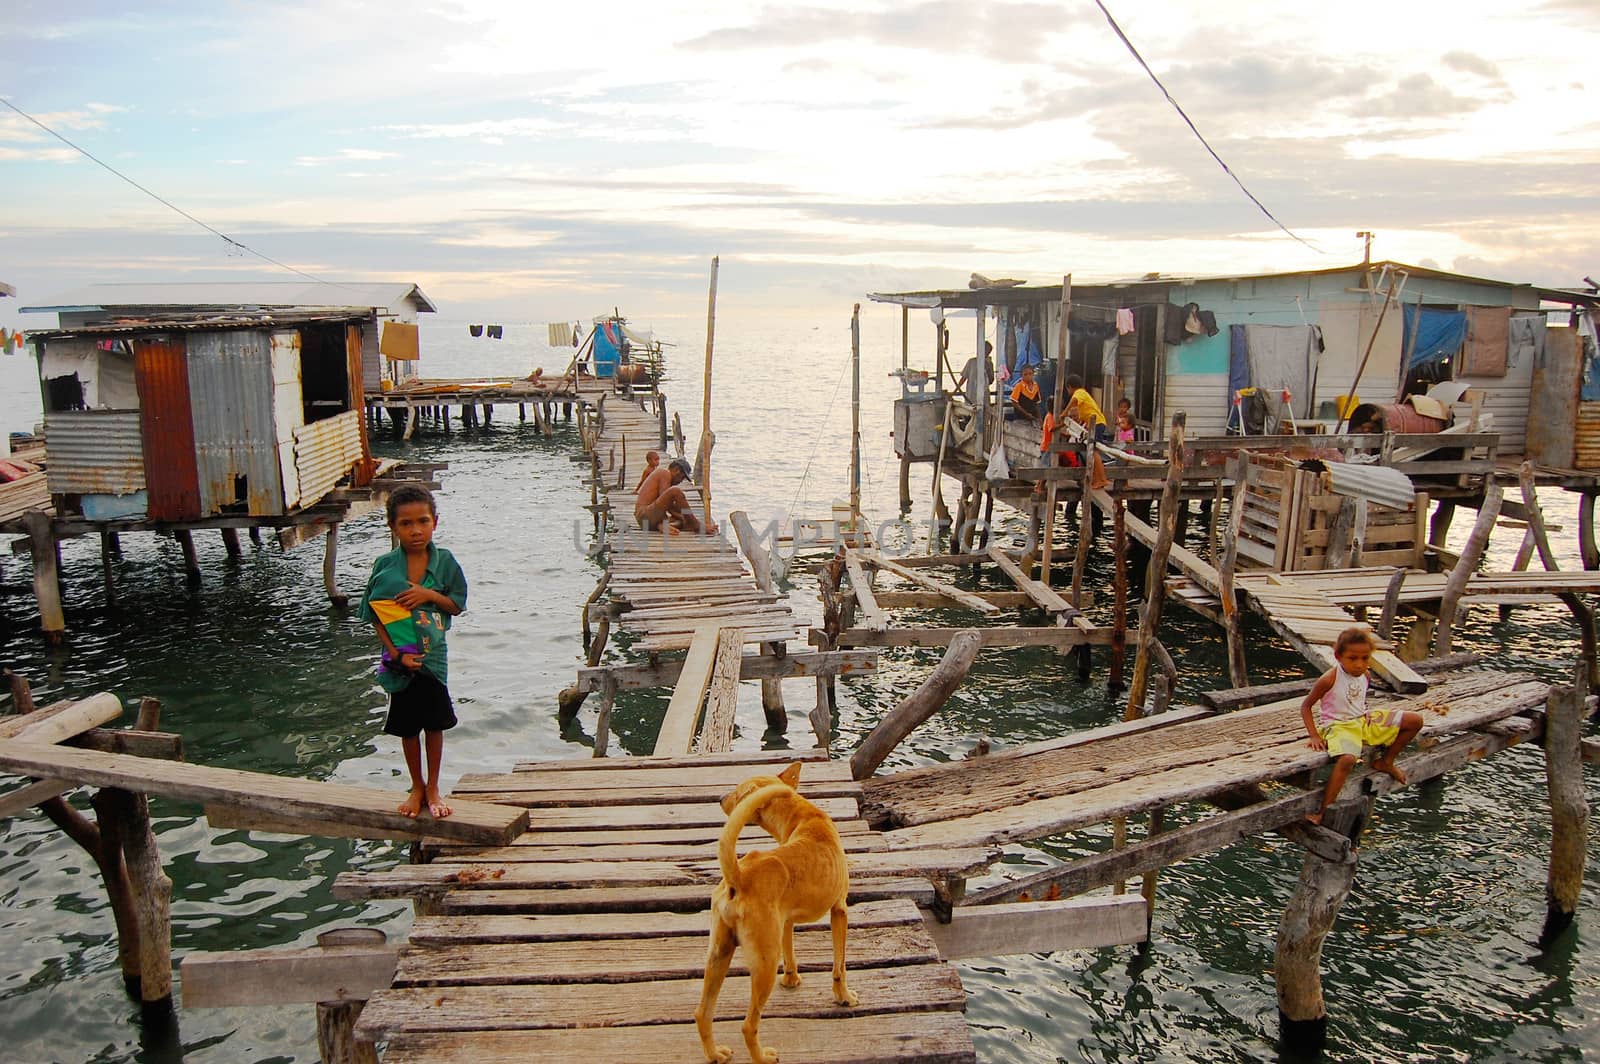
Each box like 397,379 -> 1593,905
333,751 -> 993,1062
862,665 -> 1550,854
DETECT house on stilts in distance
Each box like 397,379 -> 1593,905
7,281 -> 444,640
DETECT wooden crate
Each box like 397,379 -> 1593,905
1239,454 -> 1424,572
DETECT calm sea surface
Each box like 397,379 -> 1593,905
0,313 -> 1595,1063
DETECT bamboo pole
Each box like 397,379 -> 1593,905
1040,275 -> 1072,584
1109,494 -> 1128,691
701,256 -> 720,536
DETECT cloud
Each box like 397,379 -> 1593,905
1441,50 -> 1503,81
294,147 -> 399,166
0,104 -> 116,143
382,117 -> 568,141
0,146 -> 78,162
1350,73 -> 1487,117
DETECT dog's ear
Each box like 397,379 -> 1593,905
778,762 -> 803,788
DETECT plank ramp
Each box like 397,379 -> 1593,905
336,752 -> 986,1062
862,667 -> 1549,851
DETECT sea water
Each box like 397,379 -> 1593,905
0,313 -> 1594,1062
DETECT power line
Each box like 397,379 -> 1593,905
0,96 -> 337,285
1090,0 -> 1324,254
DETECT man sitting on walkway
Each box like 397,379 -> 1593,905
635,458 -> 717,535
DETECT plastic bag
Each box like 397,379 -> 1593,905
985,440 -> 1010,481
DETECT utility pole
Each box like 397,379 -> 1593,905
1356,231 -> 1374,268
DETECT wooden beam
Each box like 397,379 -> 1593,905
0,778 -> 75,818
653,625 -> 722,756
66,728 -> 184,760
0,693 -> 122,743
987,546 -> 1073,615
823,626 -> 1112,649
851,632 -> 982,780
181,943 -> 398,1008
0,742 -> 527,845
868,551 -> 1001,615
927,896 -> 1146,960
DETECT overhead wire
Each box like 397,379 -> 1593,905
1,96 -> 340,286
1089,0 -> 1324,254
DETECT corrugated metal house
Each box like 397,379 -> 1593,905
872,261 -> 1597,458
22,311 -> 380,523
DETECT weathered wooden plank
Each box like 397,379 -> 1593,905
356,964 -> 964,1042
392,922 -> 940,986
826,626 -> 1111,649
472,819 -> 873,849
435,878 -> 936,914
844,550 -> 888,631
426,832 -> 886,863
65,728 -> 185,760
0,693 -> 122,743
456,761 -> 856,792
180,944 -> 398,1008
697,628 -> 747,754
466,796 -> 858,826
378,1010 -> 975,1064
0,742 -> 528,845
653,626 -> 722,756
407,898 -> 921,945
641,627 -> 803,652
0,778 -> 75,818
446,777 -> 862,809
987,547 -> 1073,613
926,896 -> 1147,959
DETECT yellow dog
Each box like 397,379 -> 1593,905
695,762 -> 858,1063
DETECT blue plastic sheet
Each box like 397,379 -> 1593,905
1403,307 -> 1467,370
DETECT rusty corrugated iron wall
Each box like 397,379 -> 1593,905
187,330 -> 285,516
293,410 -> 363,507
133,337 -> 202,521
42,411 -> 146,495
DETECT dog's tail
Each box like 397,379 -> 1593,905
718,783 -> 791,892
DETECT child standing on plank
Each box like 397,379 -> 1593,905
1300,628 -> 1423,825
359,484 -> 469,819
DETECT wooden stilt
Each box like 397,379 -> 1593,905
1070,481 -> 1092,605
1582,494 -> 1600,571
899,452 -> 912,513
483,402 -> 493,424
519,403 -> 526,422
175,529 -> 201,586
24,511 -> 65,641
1433,484 -> 1502,655
442,405 -> 451,435
1429,500 -> 1456,547
401,403 -> 418,441
1499,528 -> 1537,621
317,1001 -> 379,1064
100,531 -> 117,606
559,613 -> 611,719
221,527 -> 242,559
323,526 -> 348,607
107,531 -> 122,557
1542,676 -> 1589,944
1126,414 -> 1186,716
759,641 -> 787,731
1110,495 -> 1128,691
247,527 -> 262,547
1220,454 -> 1249,687
100,788 -> 173,1010
592,676 -> 618,758
4,669 -> 36,714
1276,796 -> 1368,1051
41,792 -> 142,994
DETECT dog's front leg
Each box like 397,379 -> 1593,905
696,919 -> 737,1064
780,918 -> 801,988
742,926 -> 782,1064
829,904 -> 859,1007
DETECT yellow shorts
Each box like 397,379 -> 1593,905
1321,710 -> 1402,759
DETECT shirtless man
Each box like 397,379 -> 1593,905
634,459 -> 717,534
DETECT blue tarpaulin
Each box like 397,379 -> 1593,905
592,320 -> 622,378
1403,307 -> 1467,370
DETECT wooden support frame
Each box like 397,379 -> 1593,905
924,896 -> 1146,960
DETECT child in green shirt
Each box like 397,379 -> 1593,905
358,485 -> 469,819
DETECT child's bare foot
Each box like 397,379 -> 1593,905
425,786 -> 453,819
1305,810 -> 1324,826
398,787 -> 425,818
1372,759 -> 1407,784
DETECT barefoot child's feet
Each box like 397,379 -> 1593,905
1305,810 -> 1324,826
398,787 -> 425,818
425,786 -> 453,819
1372,758 -> 1407,784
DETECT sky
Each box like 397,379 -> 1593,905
2,0 -> 1598,328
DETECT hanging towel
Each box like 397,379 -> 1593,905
1185,304 -> 1204,335
1507,315 -> 1544,373
1163,304 -> 1189,345
1459,306 -> 1511,377
1244,324 -> 1318,421
547,322 -> 574,347
1198,310 -> 1219,337
1116,308 -> 1135,335
1580,311 -> 1600,402
1101,337 -> 1118,381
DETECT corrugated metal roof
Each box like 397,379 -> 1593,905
25,311 -> 372,343
21,281 -> 437,315
1321,461 -> 1416,511
0,281 -> 16,298
293,411 -> 363,509
43,411 -> 146,495
187,330 -> 285,517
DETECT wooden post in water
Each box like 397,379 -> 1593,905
24,511 -> 65,641
1220,453 -> 1249,687
850,631 -> 981,780
1277,796 -> 1369,1051
317,1001 -> 378,1064
323,525 -> 348,607
175,529 -> 201,586
1109,494 -> 1128,691
1125,413 -> 1186,717
1542,674 -> 1589,945
220,527 -> 242,559
851,304 -> 862,529
100,531 -> 118,606
701,256 -> 720,537
1432,483 -> 1501,655
1040,275 -> 1071,584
